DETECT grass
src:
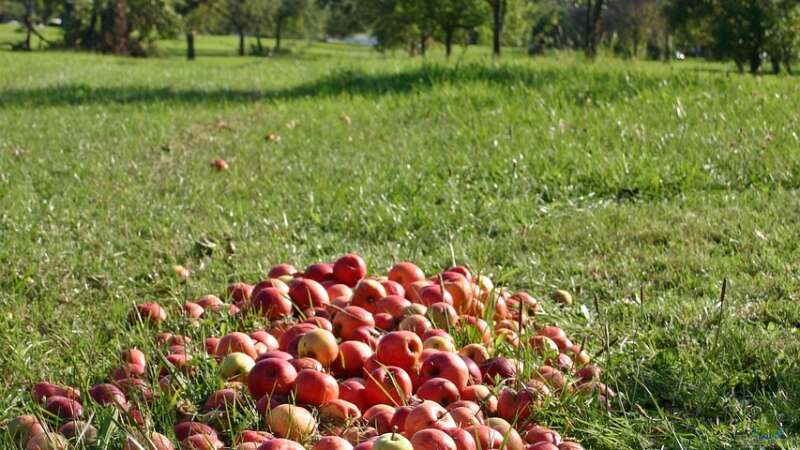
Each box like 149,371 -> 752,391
1,23 -> 800,449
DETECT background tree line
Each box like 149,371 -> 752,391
2,0 -> 799,73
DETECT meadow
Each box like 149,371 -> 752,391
1,24 -> 799,449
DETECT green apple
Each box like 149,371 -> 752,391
219,352 -> 255,382
373,433 -> 413,450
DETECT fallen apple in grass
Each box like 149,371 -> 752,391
22,254 -> 599,450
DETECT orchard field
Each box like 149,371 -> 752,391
1,25 -> 799,449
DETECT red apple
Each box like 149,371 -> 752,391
448,407 -> 482,428
375,295 -> 411,319
327,284 -> 354,301
405,280 -> 432,303
248,358 -> 297,398
291,357 -> 324,372
332,340 -> 374,378
304,262 -> 335,283
556,442 -> 584,450
115,378 -> 153,403
533,366 -> 566,391
183,302 -> 205,318
289,278 -> 330,309
58,420 -> 98,444
278,323 -> 317,353
333,306 -> 376,340
419,352 -> 469,391
526,444 -> 559,450
24,433 -> 69,450
418,285 -> 453,307
333,253 -> 367,286
375,331 -> 423,373
484,418 -> 523,450
252,288 -> 294,320
388,262 -> 426,290
205,337 -> 220,355
380,280 -> 405,298
89,383 -> 128,409
297,328 -> 338,366
294,369 -> 339,406
398,315 -> 432,337
217,332 -> 257,359
175,422 -> 217,442
416,377 -> 460,407
319,399 -> 361,422
314,436 -> 354,450
374,313 -> 396,331
203,388 -> 243,412
339,377 -> 368,412
268,264 -> 298,279
131,303 -> 167,324
524,426 -> 561,445
404,401 -> 455,436
426,303 -> 458,328
447,428 -> 477,450
363,404 -> 395,434
464,425 -> 504,450
410,429 -> 457,450
31,382 -> 81,404
389,405 -> 414,432
227,283 -> 254,303
460,385 -> 498,414
478,357 -> 517,385
258,439 -> 305,450
8,415 -> 44,447
257,350 -> 293,362
497,387 -> 543,422
45,396 -> 83,420
364,366 -> 412,407
351,280 -> 387,313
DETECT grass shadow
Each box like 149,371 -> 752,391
0,62 -> 708,109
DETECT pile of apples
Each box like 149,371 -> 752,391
8,254 -> 614,450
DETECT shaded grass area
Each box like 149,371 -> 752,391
1,32 -> 800,449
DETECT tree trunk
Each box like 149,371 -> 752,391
83,0 -> 99,49
584,0 -> 593,55
420,34 -> 427,56
445,28 -> 454,57
589,0 -> 604,58
749,47 -> 761,74
112,0 -> 128,55
274,18 -> 283,52
21,0 -> 34,50
186,31 -> 195,60
771,56 -> 780,74
256,33 -> 263,53
238,28 -> 245,56
491,0 -> 504,56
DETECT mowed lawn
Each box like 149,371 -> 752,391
1,26 -> 800,449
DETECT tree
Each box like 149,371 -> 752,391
175,0 -> 208,59
766,1 -> 800,73
321,0 -> 366,38
665,0 -> 800,73
583,0 -> 605,57
55,0 -> 177,55
430,0 -> 488,57
486,0 -> 506,55
274,0 -> 308,52
1,0 -> 57,50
